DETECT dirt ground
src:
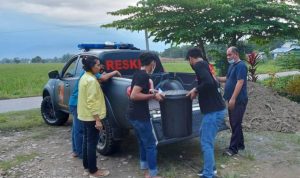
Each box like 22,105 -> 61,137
1,82 -> 300,178
241,82 -> 300,133
0,121 -> 299,178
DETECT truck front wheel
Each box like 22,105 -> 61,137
97,118 -> 120,155
41,96 -> 69,126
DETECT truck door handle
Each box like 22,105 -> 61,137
65,83 -> 70,87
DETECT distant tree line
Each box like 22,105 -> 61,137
0,53 -> 74,64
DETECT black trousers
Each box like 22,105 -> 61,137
228,100 -> 248,153
82,121 -> 99,174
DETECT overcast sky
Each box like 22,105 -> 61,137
0,0 -> 169,59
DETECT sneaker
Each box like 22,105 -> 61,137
197,166 -> 217,176
223,148 -> 237,157
83,169 -> 89,176
89,170 -> 110,178
71,152 -> 78,158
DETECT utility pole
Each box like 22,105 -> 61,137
142,0 -> 150,51
145,29 -> 150,50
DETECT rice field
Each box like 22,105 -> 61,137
0,62 -> 194,99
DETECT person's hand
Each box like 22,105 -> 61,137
95,120 -> 103,130
114,71 -> 121,77
149,89 -> 158,94
154,93 -> 164,102
186,88 -> 198,100
228,98 -> 236,111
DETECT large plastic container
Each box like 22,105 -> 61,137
159,90 -> 192,138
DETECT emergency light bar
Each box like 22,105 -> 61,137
78,42 -> 135,51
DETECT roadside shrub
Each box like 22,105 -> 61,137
247,52 -> 260,82
261,75 -> 300,103
285,76 -> 300,102
275,54 -> 300,70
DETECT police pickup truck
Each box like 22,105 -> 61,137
41,43 -> 225,155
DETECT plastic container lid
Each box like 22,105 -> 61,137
163,90 -> 188,97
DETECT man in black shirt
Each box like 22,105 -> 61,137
127,52 -> 163,178
186,48 -> 226,178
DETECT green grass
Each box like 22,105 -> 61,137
256,60 -> 298,74
162,62 -> 193,73
0,109 -> 45,132
0,63 -> 63,99
0,153 -> 38,171
0,62 -> 194,99
0,60 -> 296,99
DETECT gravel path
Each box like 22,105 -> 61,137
257,70 -> 300,80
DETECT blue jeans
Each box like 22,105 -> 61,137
82,121 -> 99,174
200,109 -> 226,178
129,119 -> 158,177
70,105 -> 83,159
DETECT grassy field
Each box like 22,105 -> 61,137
0,60 -> 297,99
0,63 -> 63,99
163,62 -> 193,73
0,63 -> 193,99
0,109 -> 45,132
256,60 -> 283,74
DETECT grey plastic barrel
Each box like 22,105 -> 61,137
159,90 -> 192,138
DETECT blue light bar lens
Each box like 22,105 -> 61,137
78,43 -> 134,50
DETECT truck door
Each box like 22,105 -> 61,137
56,56 -> 79,111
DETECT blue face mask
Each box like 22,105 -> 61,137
228,59 -> 235,64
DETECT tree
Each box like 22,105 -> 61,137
2,58 -> 11,64
102,0 -> 300,59
60,53 -> 73,63
31,56 -> 43,63
160,45 -> 192,58
13,57 -> 21,64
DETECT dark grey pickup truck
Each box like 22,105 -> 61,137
41,43 -> 222,156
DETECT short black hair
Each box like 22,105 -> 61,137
186,47 -> 203,60
139,52 -> 157,66
81,55 -> 99,72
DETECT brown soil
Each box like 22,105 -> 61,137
243,82 -> 300,133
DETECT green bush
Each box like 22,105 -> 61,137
275,54 -> 300,70
285,76 -> 300,102
261,75 -> 300,103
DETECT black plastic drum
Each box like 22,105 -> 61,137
159,90 -> 192,138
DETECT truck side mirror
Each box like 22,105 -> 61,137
48,70 -> 60,79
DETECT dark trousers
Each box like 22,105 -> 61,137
82,121 -> 99,174
228,100 -> 248,153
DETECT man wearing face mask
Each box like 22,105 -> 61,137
127,52 -> 163,178
217,46 -> 248,157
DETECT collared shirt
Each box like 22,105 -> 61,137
77,72 -> 106,121
224,60 -> 248,102
69,72 -> 101,106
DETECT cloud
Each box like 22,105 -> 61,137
0,0 -> 138,25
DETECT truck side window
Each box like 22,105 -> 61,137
63,56 -> 78,78
75,57 -> 84,76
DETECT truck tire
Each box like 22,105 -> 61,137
41,96 -> 69,126
97,118 -> 120,155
